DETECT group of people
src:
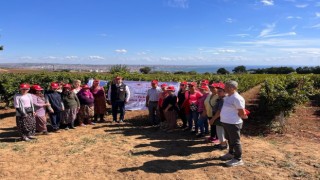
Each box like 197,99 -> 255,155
145,79 -> 248,167
14,76 -> 248,167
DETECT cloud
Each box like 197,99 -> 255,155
114,49 -> 127,54
226,18 -> 235,23
46,56 -> 58,59
89,55 -> 104,60
261,0 -> 274,6
229,34 -> 250,38
99,33 -> 107,37
20,56 -> 33,60
217,49 -> 237,53
258,23 -> 275,37
263,32 -> 296,38
166,0 -> 189,9
232,38 -> 320,47
287,16 -> 302,19
137,52 -> 147,56
310,24 -> 320,29
65,56 -> 78,59
295,4 -> 308,8
316,12 -> 320,18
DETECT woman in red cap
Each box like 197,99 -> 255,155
62,84 -> 80,129
196,85 -> 210,138
45,82 -> 65,132
30,84 -> 51,135
158,83 -> 168,129
183,82 -> 203,133
162,86 -> 179,132
177,81 -> 188,129
14,83 -> 36,141
90,79 -> 107,123
77,84 -> 95,126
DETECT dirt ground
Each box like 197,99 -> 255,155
0,88 -> 319,179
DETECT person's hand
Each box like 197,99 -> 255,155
50,110 -> 54,113
125,100 -> 129,104
209,118 -> 214,125
45,103 -> 51,106
241,115 -> 248,120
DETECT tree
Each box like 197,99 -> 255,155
217,68 -> 230,74
109,64 -> 130,74
0,46 -> 3,51
139,66 -> 151,74
232,65 -> 247,74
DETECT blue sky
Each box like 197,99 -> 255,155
0,0 -> 320,66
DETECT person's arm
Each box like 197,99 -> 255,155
209,110 -> 221,125
238,109 -> 247,119
32,95 -> 46,107
235,96 -> 247,119
107,86 -> 112,104
125,85 -> 130,103
74,93 -> 80,109
14,95 -> 26,117
164,104 -> 172,112
145,90 -> 150,107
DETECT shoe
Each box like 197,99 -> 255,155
21,137 -> 31,141
225,158 -> 244,167
65,127 -> 69,130
113,120 -> 118,123
220,153 -> 234,161
213,144 -> 228,150
27,136 -> 37,139
52,128 -> 60,133
89,122 -> 96,125
99,119 -> 107,123
196,133 -> 204,138
70,126 -> 76,129
119,120 -> 124,123
80,123 -> 86,127
42,131 -> 49,135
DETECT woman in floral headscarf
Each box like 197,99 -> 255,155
77,85 -> 95,126
91,79 -> 107,123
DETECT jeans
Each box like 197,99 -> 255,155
188,111 -> 199,132
222,122 -> 243,160
197,115 -> 209,134
49,111 -> 62,130
148,102 -> 159,125
112,100 -> 125,121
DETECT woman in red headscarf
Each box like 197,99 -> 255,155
90,79 -> 107,123
14,83 -> 36,141
77,85 -> 95,126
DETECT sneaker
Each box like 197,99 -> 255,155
65,127 -> 69,130
70,126 -> 76,129
225,158 -> 244,167
213,144 -> 228,150
27,136 -> 37,140
80,123 -> 86,127
220,153 -> 234,161
113,120 -> 118,123
21,137 -> 31,141
89,122 -> 96,125
42,131 -> 49,135
119,120 -> 124,123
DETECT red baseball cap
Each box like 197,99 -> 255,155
160,83 -> 168,88
166,86 -> 175,91
115,76 -> 122,80
93,79 -> 100,83
180,81 -> 188,85
20,83 -> 30,89
82,84 -> 90,89
63,84 -> 71,89
199,85 -> 209,91
201,80 -> 209,85
31,84 -> 43,91
209,83 -> 219,88
188,82 -> 197,87
50,82 -> 59,89
217,82 -> 225,90
151,80 -> 158,84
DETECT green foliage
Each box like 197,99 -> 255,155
232,65 -> 247,74
296,66 -> 320,74
217,68 -> 230,74
139,66 -> 152,74
250,66 -> 295,74
109,64 -> 130,74
0,46 -> 3,50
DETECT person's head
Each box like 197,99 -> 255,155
73,80 -> 81,88
50,82 -> 59,91
179,81 -> 187,91
160,83 -> 168,91
115,76 -> 123,84
201,79 -> 209,86
199,85 -> 209,94
31,84 -> 44,96
166,86 -> 175,94
225,80 -> 238,94
151,80 -> 158,88
209,83 -> 219,95
82,84 -> 90,92
19,83 -> 30,95
188,82 -> 197,92
216,83 -> 226,98
93,79 -> 100,87
63,84 -> 72,92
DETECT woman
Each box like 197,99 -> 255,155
14,83 -> 36,141
205,82 -> 219,143
62,84 -> 80,129
183,82 -> 203,133
72,79 -> 82,94
162,86 -> 178,132
177,81 -> 188,129
196,85 -> 210,138
77,84 -> 95,126
158,83 -> 168,129
209,82 -> 228,150
91,79 -> 107,123
45,82 -> 64,132
30,84 -> 50,135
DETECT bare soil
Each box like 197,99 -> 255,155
0,87 -> 319,180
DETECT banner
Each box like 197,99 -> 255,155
87,79 -> 180,111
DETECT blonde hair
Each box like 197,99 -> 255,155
73,79 -> 81,85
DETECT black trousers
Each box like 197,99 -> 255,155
222,122 -> 243,160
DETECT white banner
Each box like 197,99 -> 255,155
87,79 -> 180,111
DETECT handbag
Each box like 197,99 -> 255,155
25,107 -> 33,113
188,92 -> 198,111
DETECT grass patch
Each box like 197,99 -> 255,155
12,144 -> 26,152
81,137 -> 96,146
292,169 -> 310,178
67,146 -> 84,155
0,143 -> 8,149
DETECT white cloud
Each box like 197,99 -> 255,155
20,56 -> 33,60
46,56 -> 58,59
137,52 -> 147,55
166,0 -> 189,9
99,33 -> 107,37
295,4 -> 308,8
217,49 -> 237,53
263,32 -> 296,38
316,2 -> 320,7
287,16 -> 302,19
261,0 -> 274,6
232,38 -> 320,47
258,23 -> 275,37
229,34 -> 250,38
65,56 -> 78,59
226,18 -> 235,23
89,55 -> 104,60
114,49 -> 127,54
316,12 -> 320,18
310,24 -> 320,29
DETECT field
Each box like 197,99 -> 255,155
0,82 -> 319,180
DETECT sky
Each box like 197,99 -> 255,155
0,0 -> 320,66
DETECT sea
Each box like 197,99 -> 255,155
153,65 -> 302,73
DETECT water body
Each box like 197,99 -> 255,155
154,65 -> 301,73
